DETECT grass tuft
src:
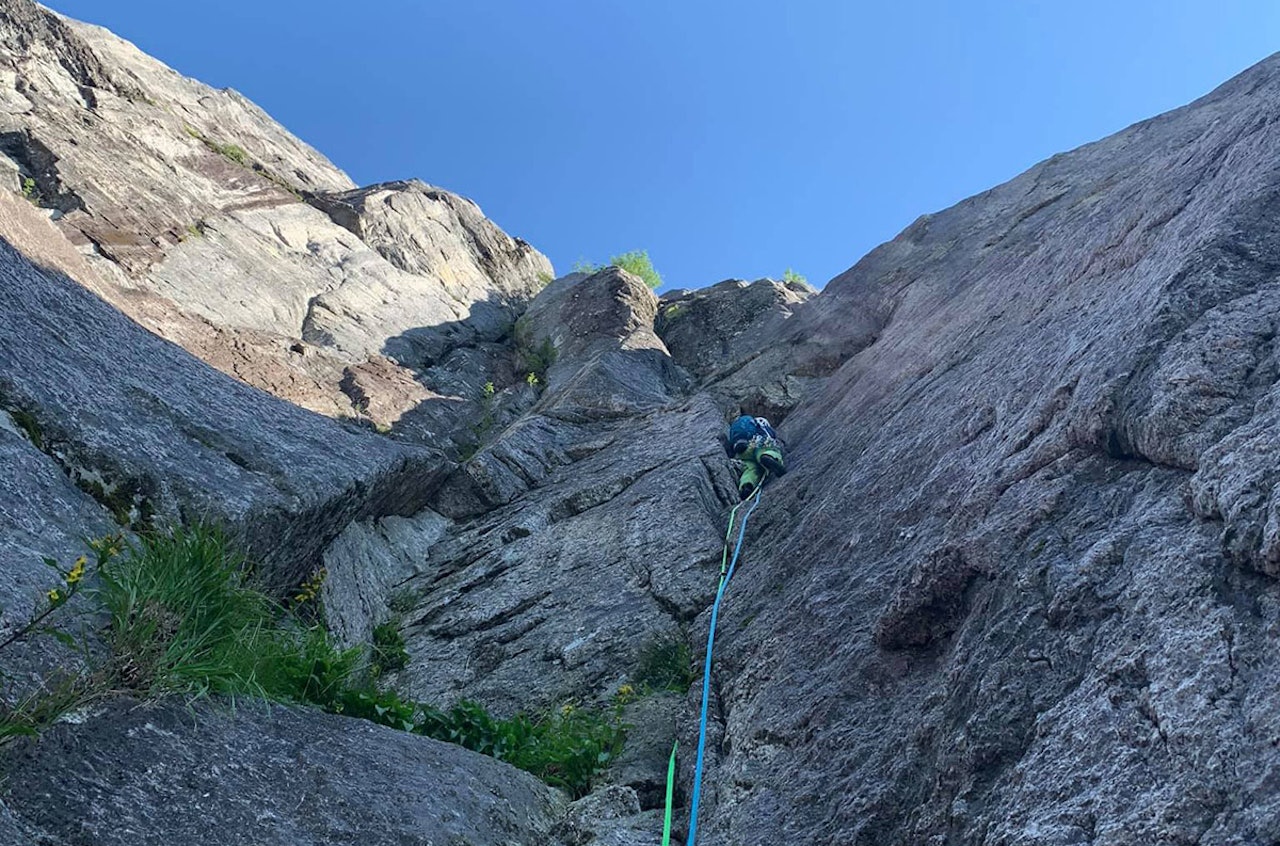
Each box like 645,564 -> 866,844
633,632 -> 695,693
5,525 -> 625,796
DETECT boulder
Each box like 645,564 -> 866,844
0,698 -> 567,845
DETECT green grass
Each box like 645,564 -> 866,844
370,621 -> 408,677
5,525 -> 625,796
633,632 -> 695,693
782,268 -> 807,286
7,407 -> 42,449
97,526 -> 347,699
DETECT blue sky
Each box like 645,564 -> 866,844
45,2 -> 1280,291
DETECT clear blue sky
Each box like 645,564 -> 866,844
45,1 -> 1280,291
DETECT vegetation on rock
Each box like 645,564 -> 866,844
0,526 -> 626,796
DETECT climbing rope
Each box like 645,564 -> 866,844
661,479 -> 765,846
662,741 -> 678,845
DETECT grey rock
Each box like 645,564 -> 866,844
321,508 -> 451,650
0,698 -> 567,846
0,215 -> 444,592
657,277 -> 812,378
555,786 -> 662,846
604,693 -> 682,810
0,0 -> 551,440
0,421 -> 114,703
679,53 -> 1280,845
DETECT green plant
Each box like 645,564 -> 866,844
572,251 -> 664,289
660,302 -> 687,323
0,539 -> 114,656
782,268 -> 807,286
20,177 -> 37,202
525,372 -> 540,387
3,526 -> 627,795
513,318 -> 557,384
6,407 -> 42,449
536,270 -> 554,287
216,142 -> 248,165
370,621 -> 408,677
96,526 -> 345,698
387,589 -> 419,616
609,250 -> 663,289
0,535 -> 124,738
292,567 -> 327,606
633,632 -> 695,693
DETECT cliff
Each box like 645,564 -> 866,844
1,2 -> 1278,844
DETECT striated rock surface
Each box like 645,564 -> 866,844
0,0 -> 551,436
0,216 -> 444,592
4,3 -> 1280,844
681,54 -> 1280,845
1,699 -> 567,845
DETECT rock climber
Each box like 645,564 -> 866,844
721,414 -> 786,500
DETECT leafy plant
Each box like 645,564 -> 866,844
633,632 -> 695,693
513,318 -> 557,385
20,177 -> 37,202
370,621 -> 408,676
609,250 -> 664,289
4,526 -> 627,796
782,268 -> 807,286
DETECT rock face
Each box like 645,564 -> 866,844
0,194 -> 444,592
0,0 -> 552,435
657,277 -> 817,420
1,699 -> 566,845
4,3 -> 1280,844
681,55 -> 1280,845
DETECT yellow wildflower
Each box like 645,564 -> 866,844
47,588 -> 61,603
66,556 -> 87,585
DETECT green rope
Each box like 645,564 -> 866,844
661,740 -> 678,846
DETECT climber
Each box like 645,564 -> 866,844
721,414 -> 786,500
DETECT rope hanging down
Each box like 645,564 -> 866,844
663,480 -> 765,846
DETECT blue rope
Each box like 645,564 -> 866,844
686,484 -> 763,846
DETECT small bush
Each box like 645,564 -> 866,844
513,318 -> 557,384
20,525 -> 626,796
370,621 -> 408,676
633,632 -> 695,693
609,250 -> 663,289
782,268 -> 807,286
571,251 -> 664,289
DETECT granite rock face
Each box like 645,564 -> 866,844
0,0 -> 551,436
4,2 -> 1280,844
678,54 -> 1280,845
1,699 -> 567,846
0,214 -> 444,592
